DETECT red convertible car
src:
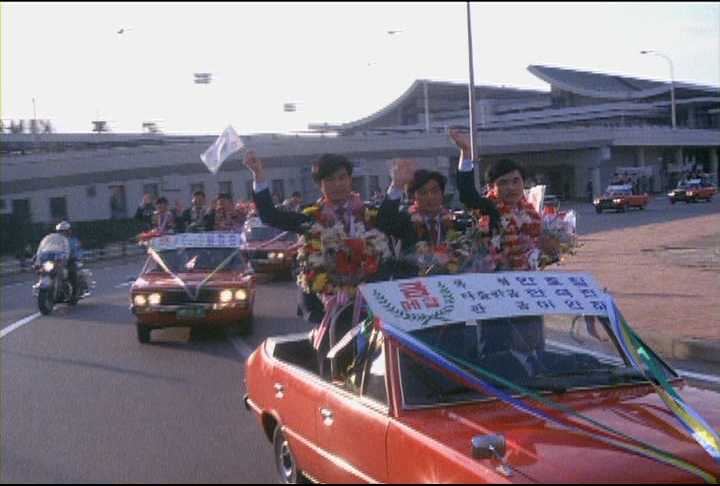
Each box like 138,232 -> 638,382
130,232 -> 256,343
244,271 -> 720,483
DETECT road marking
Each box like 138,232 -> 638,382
1,312 -> 41,338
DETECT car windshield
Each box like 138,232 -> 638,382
244,225 -> 285,242
397,313 -> 679,408
144,247 -> 248,273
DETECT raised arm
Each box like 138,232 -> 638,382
243,151 -> 310,233
446,126 -> 501,231
376,159 -> 416,239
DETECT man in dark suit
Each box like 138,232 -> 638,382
243,151 -> 363,324
376,159 -> 499,277
477,316 -> 565,383
177,189 -> 213,232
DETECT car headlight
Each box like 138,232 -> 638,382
613,198 -> 622,204
134,293 -> 161,306
43,261 -> 55,272
269,251 -> 285,260
220,288 -> 248,302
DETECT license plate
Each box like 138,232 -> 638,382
177,306 -> 205,319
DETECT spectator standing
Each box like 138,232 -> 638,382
134,193 -> 155,230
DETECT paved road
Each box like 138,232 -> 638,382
558,196 -> 719,365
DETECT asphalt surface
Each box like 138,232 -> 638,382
558,210 -> 720,365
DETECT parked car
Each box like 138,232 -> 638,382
593,183 -> 651,213
244,271 -> 720,483
668,179 -> 716,204
130,232 -> 256,343
242,217 -> 299,278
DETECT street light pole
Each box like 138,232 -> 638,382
466,2 -> 479,160
467,2 -> 480,187
641,50 -> 676,129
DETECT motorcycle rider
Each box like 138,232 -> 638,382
54,221 -> 83,299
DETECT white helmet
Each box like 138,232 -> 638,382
56,221 -> 71,232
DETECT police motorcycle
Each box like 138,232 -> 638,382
32,225 -> 94,315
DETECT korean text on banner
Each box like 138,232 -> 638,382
200,125 -> 245,175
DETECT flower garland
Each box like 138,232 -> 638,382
411,208 -> 505,275
488,190 -> 542,270
296,192 -> 392,298
408,203 -> 454,246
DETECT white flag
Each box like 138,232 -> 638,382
200,125 -> 244,175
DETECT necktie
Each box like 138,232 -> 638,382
337,205 -> 349,233
429,217 -> 440,246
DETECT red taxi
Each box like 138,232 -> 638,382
593,183 -> 651,213
244,271 -> 720,483
668,179 -> 716,203
242,218 -> 299,278
130,232 -> 256,343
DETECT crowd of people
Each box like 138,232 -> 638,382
134,190 -> 258,235
127,125 -> 574,332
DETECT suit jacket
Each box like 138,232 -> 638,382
177,206 -> 214,232
457,168 -> 501,227
376,197 -> 433,252
252,187 -> 311,234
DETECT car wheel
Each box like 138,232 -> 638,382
273,426 -> 308,484
137,324 -> 151,344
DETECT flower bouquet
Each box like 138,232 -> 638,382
296,197 -> 391,298
136,228 -> 168,245
538,207 -> 578,267
408,210 -> 506,275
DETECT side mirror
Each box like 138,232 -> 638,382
472,434 -> 506,459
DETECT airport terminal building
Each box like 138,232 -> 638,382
3,64 -> 719,225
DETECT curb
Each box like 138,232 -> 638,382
640,330 -> 720,365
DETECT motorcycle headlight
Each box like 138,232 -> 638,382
42,261 -> 55,272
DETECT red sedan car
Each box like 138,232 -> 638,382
244,271 -> 720,483
242,218 -> 299,278
130,232 -> 256,343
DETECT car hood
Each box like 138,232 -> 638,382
132,271 -> 253,289
400,383 -> 720,483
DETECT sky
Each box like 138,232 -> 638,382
2,2 -> 719,136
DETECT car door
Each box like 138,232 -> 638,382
270,356 -> 328,476
315,326 -> 390,482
